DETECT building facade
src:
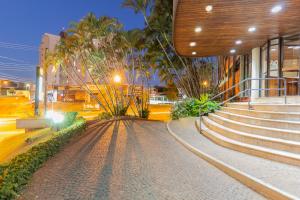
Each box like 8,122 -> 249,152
173,1 -> 300,101
39,33 -> 92,103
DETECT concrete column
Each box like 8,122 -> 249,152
251,47 -> 260,99
239,56 -> 245,96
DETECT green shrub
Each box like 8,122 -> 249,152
0,165 -> 7,178
171,94 -> 220,120
118,107 -> 128,116
199,94 -> 220,115
0,119 -> 86,199
98,112 -> 112,120
62,112 -> 78,128
171,98 -> 200,120
141,108 -> 150,119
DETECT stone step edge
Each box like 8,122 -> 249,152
216,110 -> 300,126
199,120 -> 300,166
222,107 -> 300,116
166,121 -> 298,200
209,113 -> 300,135
203,116 -> 300,149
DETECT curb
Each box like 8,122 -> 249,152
198,117 -> 300,167
166,120 -> 298,200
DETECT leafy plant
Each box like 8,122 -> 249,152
199,94 -> 220,115
171,94 -> 220,120
98,112 -> 113,120
61,112 -> 78,128
0,119 -> 86,199
141,108 -> 150,119
116,105 -> 128,116
171,98 -> 200,120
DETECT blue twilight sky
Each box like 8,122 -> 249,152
0,0 -> 158,83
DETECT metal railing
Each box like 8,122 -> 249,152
199,77 -> 287,132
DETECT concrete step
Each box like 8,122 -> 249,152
252,96 -> 300,104
200,118 -> 300,167
227,103 -> 300,112
208,113 -> 300,142
215,110 -> 300,131
203,116 -> 300,154
170,118 -> 300,199
222,107 -> 300,121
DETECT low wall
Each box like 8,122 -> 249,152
16,118 -> 50,130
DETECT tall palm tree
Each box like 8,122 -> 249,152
123,0 -> 219,98
53,13 -> 151,117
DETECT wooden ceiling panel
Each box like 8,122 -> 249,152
173,0 -> 300,57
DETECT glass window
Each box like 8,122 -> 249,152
283,36 -> 300,95
261,44 -> 268,96
269,39 -> 280,96
270,45 -> 279,77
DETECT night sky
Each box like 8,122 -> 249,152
0,0 -> 149,83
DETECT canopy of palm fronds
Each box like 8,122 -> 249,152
123,0 -> 220,98
46,13 -> 151,117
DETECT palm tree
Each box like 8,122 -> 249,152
122,0 -> 219,98
52,13 -> 152,117
43,51 -> 62,115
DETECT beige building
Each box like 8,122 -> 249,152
39,33 -> 91,103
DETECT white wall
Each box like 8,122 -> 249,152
251,47 -> 260,98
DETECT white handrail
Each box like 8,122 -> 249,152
199,77 -> 287,132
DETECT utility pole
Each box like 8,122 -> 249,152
35,66 -> 40,116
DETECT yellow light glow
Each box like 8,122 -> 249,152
113,74 -> 121,83
205,5 -> 213,12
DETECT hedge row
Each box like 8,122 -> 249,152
0,119 -> 87,199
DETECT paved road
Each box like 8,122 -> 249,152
19,120 -> 263,200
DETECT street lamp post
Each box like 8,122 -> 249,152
35,66 -> 41,116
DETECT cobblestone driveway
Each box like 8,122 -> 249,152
19,120 -> 263,200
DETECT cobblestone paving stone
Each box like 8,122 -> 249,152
19,120 -> 264,200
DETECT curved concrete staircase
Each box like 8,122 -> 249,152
201,102 -> 300,167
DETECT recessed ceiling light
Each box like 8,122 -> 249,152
230,49 -> 236,54
248,26 -> 256,32
235,40 -> 242,45
195,26 -> 202,33
271,5 -> 282,13
192,51 -> 197,55
190,42 -> 196,47
206,5 -> 213,12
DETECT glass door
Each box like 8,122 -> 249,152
269,39 -> 280,96
283,36 -> 300,95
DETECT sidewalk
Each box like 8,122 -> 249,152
167,117 -> 300,200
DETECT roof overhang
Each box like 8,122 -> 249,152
173,0 -> 300,57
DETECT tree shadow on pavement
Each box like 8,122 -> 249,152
94,120 -> 120,199
64,121 -> 113,164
